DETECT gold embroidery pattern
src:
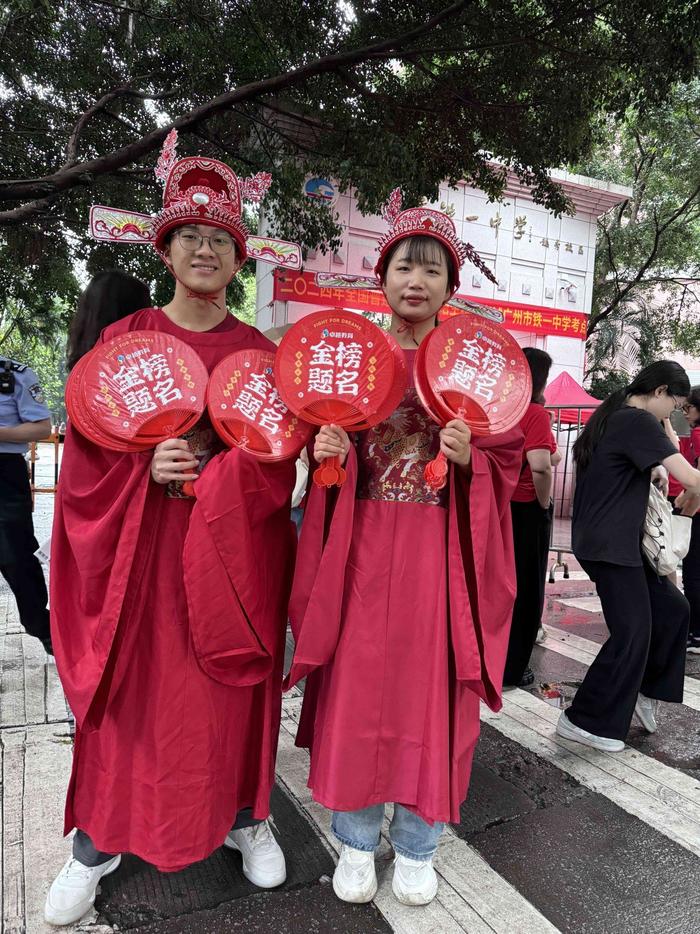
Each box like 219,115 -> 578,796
166,413 -> 225,499
356,389 -> 447,507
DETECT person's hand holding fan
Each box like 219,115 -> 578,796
274,310 -> 407,487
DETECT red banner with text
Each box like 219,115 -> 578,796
273,270 -> 588,341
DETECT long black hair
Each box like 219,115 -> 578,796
573,360 -> 690,470
67,270 -> 151,370
523,347 -> 552,403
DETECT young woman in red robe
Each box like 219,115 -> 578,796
285,197 -> 524,906
46,140 -> 298,926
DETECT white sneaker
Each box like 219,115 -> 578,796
332,844 -> 377,903
556,711 -> 625,752
44,854 -> 121,926
634,693 -> 659,733
224,819 -> 286,888
392,853 -> 439,906
536,626 -> 547,644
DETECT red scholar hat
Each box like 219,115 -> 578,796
374,188 -> 496,291
67,331 -> 208,451
89,130 -> 302,272
274,309 -> 407,487
207,348 -> 314,461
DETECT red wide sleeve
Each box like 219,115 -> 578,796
182,448 -> 296,686
284,446 -> 358,689
447,426 -> 524,711
50,424 -> 154,727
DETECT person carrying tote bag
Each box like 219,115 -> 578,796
642,481 -> 692,577
557,361 -> 700,753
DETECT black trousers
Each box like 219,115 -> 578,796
503,499 -> 552,685
682,514 -> 700,638
0,454 -> 51,647
568,559 -> 689,740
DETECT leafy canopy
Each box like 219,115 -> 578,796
1,0 -> 699,327
579,79 -> 700,379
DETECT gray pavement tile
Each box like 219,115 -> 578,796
128,881 -> 393,934
96,784 -> 334,929
469,795 -> 700,934
545,602 -> 609,644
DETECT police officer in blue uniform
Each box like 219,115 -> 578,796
0,356 -> 53,653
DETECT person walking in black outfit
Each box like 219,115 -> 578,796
557,361 -> 700,752
0,356 -> 53,654
504,348 -> 557,687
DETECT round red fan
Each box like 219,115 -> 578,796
77,331 -> 208,447
65,351 -> 152,452
418,315 -> 532,489
275,310 -> 405,486
207,348 -> 314,461
351,331 -> 408,431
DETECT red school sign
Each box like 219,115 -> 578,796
273,270 -> 589,341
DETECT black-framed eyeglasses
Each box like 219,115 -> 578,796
670,394 -> 686,412
175,229 -> 235,255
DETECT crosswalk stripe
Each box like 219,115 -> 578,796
276,698 -> 562,934
482,690 -> 700,860
540,624 -> 700,710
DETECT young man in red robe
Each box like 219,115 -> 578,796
285,194 -> 524,906
46,135 -> 298,926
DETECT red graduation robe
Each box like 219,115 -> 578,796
286,350 -> 523,824
51,307 -> 295,871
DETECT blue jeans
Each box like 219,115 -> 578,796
332,804 -> 444,862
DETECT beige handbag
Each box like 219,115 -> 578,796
642,483 -> 691,576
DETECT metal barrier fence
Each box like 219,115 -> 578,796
544,405 -> 597,582
29,434 -> 62,497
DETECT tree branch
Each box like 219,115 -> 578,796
588,181 -> 700,335
64,84 -> 178,166
0,1 -> 473,211
0,196 -> 60,225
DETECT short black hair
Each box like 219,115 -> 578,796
522,347 -> 553,401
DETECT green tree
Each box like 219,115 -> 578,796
2,0 -> 700,327
0,326 -> 68,421
580,80 -> 700,370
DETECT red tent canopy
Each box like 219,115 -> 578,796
544,371 -> 600,425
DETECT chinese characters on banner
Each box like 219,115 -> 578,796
273,270 -> 589,341
448,340 -> 508,403
440,301 -> 590,339
306,338 -> 363,396
109,351 -> 183,417
232,369 -> 288,435
274,269 -> 393,314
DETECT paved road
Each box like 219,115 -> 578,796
2,477 -> 699,933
